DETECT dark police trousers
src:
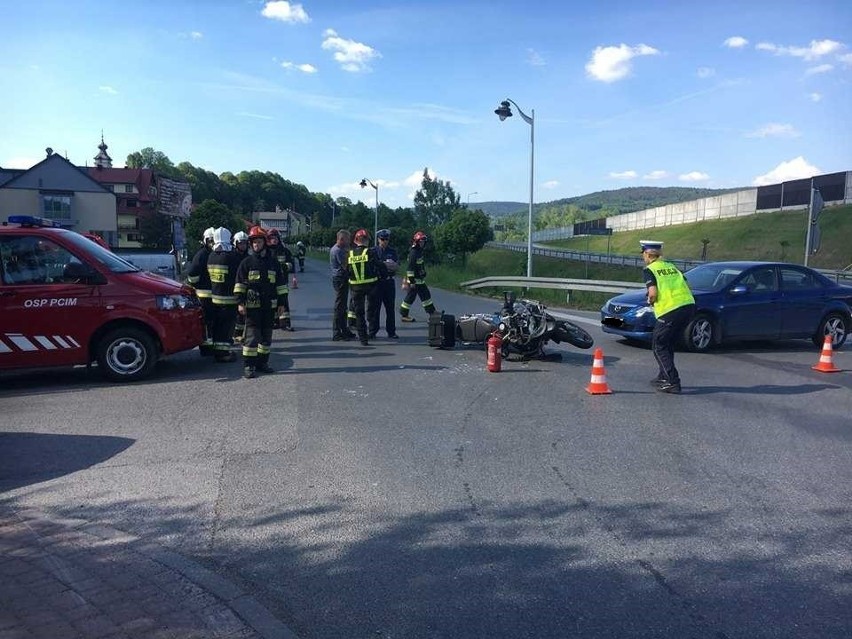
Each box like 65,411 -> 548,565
652,304 -> 695,385
350,282 -> 379,340
369,278 -> 396,337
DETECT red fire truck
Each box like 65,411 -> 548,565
0,216 -> 204,381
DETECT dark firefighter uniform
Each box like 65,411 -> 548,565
234,240 -> 287,377
206,233 -> 242,362
266,230 -> 294,330
347,237 -> 386,345
187,234 -> 214,354
400,234 -> 437,320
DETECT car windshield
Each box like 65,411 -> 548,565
684,263 -> 748,291
63,232 -> 140,273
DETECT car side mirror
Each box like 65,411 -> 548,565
729,285 -> 748,295
64,262 -> 106,285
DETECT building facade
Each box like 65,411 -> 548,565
0,148 -> 117,241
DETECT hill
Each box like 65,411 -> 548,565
545,204 -> 852,271
475,186 -> 745,218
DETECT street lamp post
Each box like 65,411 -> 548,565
359,178 -> 379,241
494,98 -> 535,279
327,200 -> 336,226
467,191 -> 478,206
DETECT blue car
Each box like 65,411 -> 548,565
600,261 -> 852,352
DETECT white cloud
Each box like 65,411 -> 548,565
585,43 -> 660,83
723,36 -> 749,48
805,63 -> 833,75
643,170 -> 669,180
808,92 -> 822,102
839,53 -> 852,67
752,156 -> 820,186
237,112 -> 274,120
746,123 -> 800,138
190,31 -> 203,40
543,180 -> 559,189
321,29 -> 380,73
261,1 -> 309,23
755,38 -> 843,61
679,171 -> 710,182
696,67 -> 715,78
527,48 -> 546,66
609,170 -> 637,179
99,85 -> 118,95
281,61 -> 317,74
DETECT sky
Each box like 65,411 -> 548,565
1,0 -> 851,210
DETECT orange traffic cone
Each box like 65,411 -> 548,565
812,335 -> 840,373
585,347 -> 613,394
291,275 -> 299,289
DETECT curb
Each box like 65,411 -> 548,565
4,506 -> 299,639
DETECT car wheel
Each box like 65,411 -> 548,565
683,314 -> 714,352
96,327 -> 158,382
812,312 -> 849,349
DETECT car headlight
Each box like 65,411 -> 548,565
156,294 -> 199,310
633,305 -> 654,317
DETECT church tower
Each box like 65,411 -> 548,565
93,132 -> 113,169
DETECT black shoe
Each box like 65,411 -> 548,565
284,326 -> 295,332
360,338 -> 369,346
400,316 -> 415,323
333,334 -> 345,342
650,377 -> 666,387
256,363 -> 274,374
387,333 -> 399,339
342,330 -> 357,339
243,366 -> 256,379
368,332 -> 378,339
655,382 -> 682,394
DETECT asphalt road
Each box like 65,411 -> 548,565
2,257 -> 851,638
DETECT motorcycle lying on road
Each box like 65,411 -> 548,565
429,291 -> 595,361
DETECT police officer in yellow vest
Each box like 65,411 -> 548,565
347,228 -> 387,346
641,240 -> 695,394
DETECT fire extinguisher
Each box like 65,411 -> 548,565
486,332 -> 503,373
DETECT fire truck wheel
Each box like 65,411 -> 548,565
96,327 -> 158,382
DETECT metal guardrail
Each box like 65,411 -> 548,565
460,275 -> 644,295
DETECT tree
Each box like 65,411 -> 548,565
125,148 -> 179,178
413,168 -> 461,228
434,209 -> 493,266
139,213 -> 173,250
184,199 -> 244,247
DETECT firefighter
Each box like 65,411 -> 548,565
399,231 -> 438,322
233,226 -> 287,378
187,227 -> 216,354
347,228 -> 386,346
368,228 -> 399,339
231,231 -> 249,343
296,240 -> 306,272
265,228 -> 294,331
206,227 -> 241,363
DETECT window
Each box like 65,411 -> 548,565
108,184 -> 115,191
780,268 -> 822,291
124,184 -> 134,193
741,267 -> 776,292
42,194 -> 72,220
0,236 -> 77,285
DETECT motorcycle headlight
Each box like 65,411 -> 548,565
156,294 -> 198,310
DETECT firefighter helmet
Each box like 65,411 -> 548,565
233,231 -> 249,244
266,227 -> 281,238
412,231 -> 427,243
203,227 -> 215,242
212,227 -> 232,250
354,228 -> 369,242
248,226 -> 266,240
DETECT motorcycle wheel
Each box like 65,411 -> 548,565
554,322 -> 594,349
